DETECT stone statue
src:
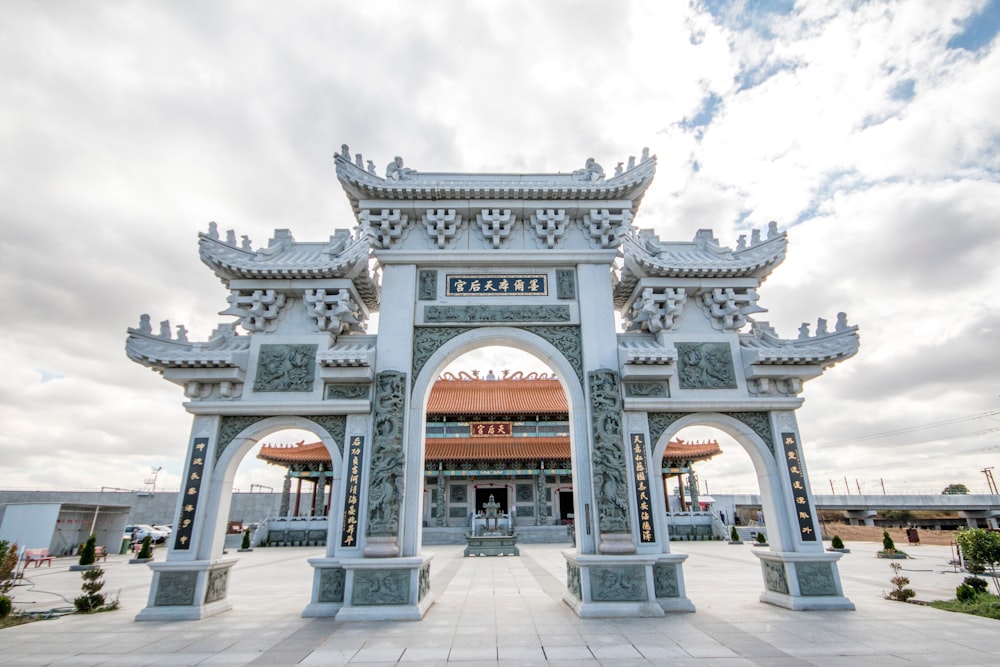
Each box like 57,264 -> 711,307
385,156 -> 417,181
798,323 -> 810,339
816,318 -> 828,336
207,221 -> 219,240
175,325 -> 188,343
159,320 -> 171,339
226,229 -> 237,246
355,153 -> 364,168
835,312 -> 849,331
366,160 -> 376,175
138,314 -> 152,334
626,155 -> 636,170
641,147 -> 650,162
572,157 -> 605,182
241,235 -> 252,251
340,144 -> 350,160
614,162 -> 623,177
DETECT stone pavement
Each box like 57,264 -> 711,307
2,540 -> 998,666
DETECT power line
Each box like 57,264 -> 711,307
814,410 -> 1000,448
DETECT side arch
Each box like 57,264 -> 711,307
649,412 -> 794,552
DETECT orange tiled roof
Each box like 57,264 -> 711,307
258,441 -> 329,464
425,437 -> 570,461
663,439 -> 721,461
427,378 -> 567,415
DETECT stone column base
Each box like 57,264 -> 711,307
301,557 -> 345,617
135,557 -> 237,621
332,554 -> 434,622
754,550 -> 855,611
563,551 -> 695,618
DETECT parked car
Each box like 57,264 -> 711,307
124,524 -> 168,544
153,524 -> 173,539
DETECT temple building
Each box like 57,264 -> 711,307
257,371 -> 721,541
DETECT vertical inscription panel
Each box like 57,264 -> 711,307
629,433 -> 656,543
781,432 -> 817,541
341,435 -> 365,547
174,437 -> 208,550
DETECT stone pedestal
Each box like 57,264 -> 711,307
301,557 -> 346,617
563,551 -> 695,618
135,557 -> 237,621
332,555 -> 434,621
754,550 -> 855,610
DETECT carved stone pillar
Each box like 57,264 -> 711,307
436,472 -> 447,527
587,369 -> 635,554
279,474 -> 291,518
535,472 -> 547,526
313,468 -> 326,517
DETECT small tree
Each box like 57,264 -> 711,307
730,526 -> 741,542
885,561 -> 915,602
78,534 -> 97,566
831,535 -> 845,549
756,531 -> 767,544
74,567 -> 106,612
956,528 -> 1000,594
241,528 -> 251,550
0,540 -> 18,619
137,535 -> 153,560
942,483 -> 970,495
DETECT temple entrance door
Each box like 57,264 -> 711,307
558,491 -> 574,524
475,487 -> 508,514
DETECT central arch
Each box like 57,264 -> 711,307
403,327 -> 593,557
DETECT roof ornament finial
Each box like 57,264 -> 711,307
835,312 -> 849,332
340,144 -> 350,160
207,221 -> 219,240
137,314 -> 152,334
240,235 -> 252,251
226,229 -> 237,246
614,162 -> 623,177
366,159 -> 377,175
159,320 -> 172,339
572,157 -> 605,182
641,147 -> 650,162
385,156 -> 417,181
175,324 -> 189,343
355,153 -> 364,168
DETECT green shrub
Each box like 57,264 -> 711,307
882,530 -> 895,552
730,526 -> 740,542
756,532 -> 767,544
956,583 -> 977,602
831,535 -> 845,549
137,535 -> 153,559
885,561 -> 915,602
73,568 -> 106,612
78,535 -> 97,566
962,576 -> 988,594
241,528 -> 251,550
0,594 -> 11,619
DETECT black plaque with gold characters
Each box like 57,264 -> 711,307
340,435 -> 365,547
174,437 -> 208,550
781,432 -> 816,541
446,274 -> 547,296
630,433 -> 656,543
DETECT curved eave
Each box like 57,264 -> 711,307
335,154 -> 657,212
742,328 -> 860,367
622,233 -> 788,281
198,234 -> 372,282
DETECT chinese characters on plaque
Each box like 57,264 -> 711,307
340,435 -> 364,547
469,422 -> 512,437
174,436 -> 208,550
630,433 -> 656,543
445,274 -> 547,296
782,432 -> 817,541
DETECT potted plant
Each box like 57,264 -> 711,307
70,534 -> 99,571
877,529 -> 907,559
130,535 -> 154,564
828,534 -> 850,553
728,526 -> 743,544
754,531 -> 768,547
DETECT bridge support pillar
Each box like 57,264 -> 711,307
842,510 -> 877,526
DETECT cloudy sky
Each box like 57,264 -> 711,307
2,0 -> 999,499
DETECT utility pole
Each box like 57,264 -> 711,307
855,479 -> 862,495
844,476 -> 850,495
983,467 -> 998,495
880,477 -> 886,495
829,479 -> 835,494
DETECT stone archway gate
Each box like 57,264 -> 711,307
125,146 -> 860,621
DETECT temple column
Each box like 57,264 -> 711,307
279,474 -> 291,518
313,468 -> 326,517
436,472 -> 446,527
294,477 -> 303,516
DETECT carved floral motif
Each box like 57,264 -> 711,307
588,370 -> 631,534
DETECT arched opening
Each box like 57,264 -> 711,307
416,345 -> 576,548
403,330 -> 591,557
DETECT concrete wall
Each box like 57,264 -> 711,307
0,490 -> 282,529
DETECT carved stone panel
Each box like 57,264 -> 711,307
154,571 -> 198,606
450,484 -> 467,503
418,563 -> 431,602
624,382 -> 667,398
796,563 -> 837,596
366,371 -> 407,537
763,561 -> 789,594
318,567 -> 346,603
590,566 -> 647,601
352,569 -> 410,605
325,384 -> 370,400
588,370 -> 631,534
418,270 -> 437,300
205,568 -> 228,604
567,563 -> 582,600
254,344 -> 317,392
676,342 -> 737,389
647,412 -> 690,450
423,305 -> 570,323
556,269 -> 576,299
653,563 -> 679,598
725,411 -> 773,454
516,484 -> 533,502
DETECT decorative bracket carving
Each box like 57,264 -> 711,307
529,209 -> 568,249
422,209 -> 461,249
220,289 -> 286,333
303,288 -> 364,334
476,209 -> 515,249
361,209 -> 408,249
626,287 -> 687,333
585,209 -> 632,249
699,287 -> 765,331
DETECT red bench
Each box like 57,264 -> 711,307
24,548 -> 54,567
94,546 -> 108,562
